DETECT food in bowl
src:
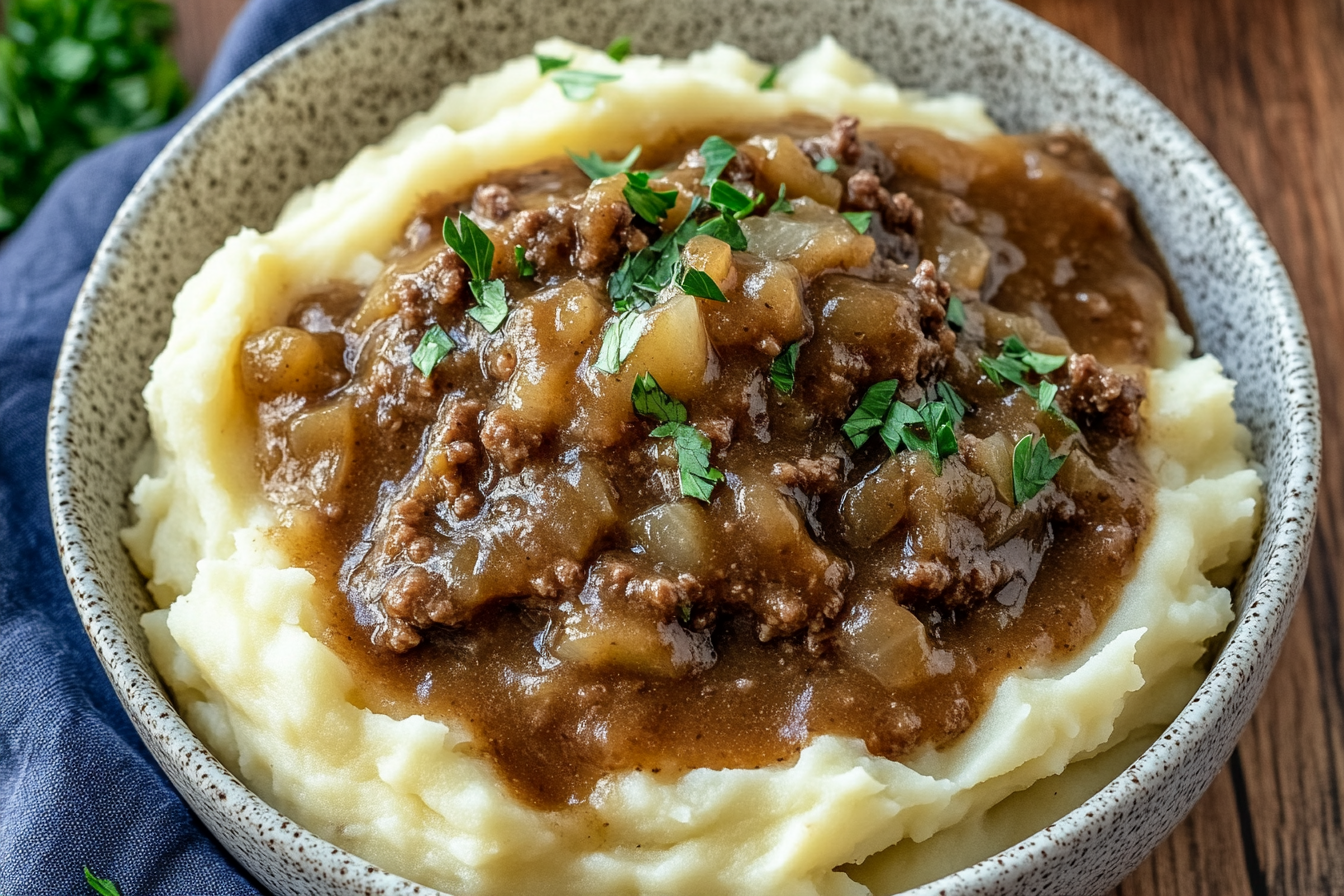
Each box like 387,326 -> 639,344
123,39 -> 1262,896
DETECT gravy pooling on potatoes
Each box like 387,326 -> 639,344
239,118 -> 1165,809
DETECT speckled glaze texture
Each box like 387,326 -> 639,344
46,0 -> 1319,894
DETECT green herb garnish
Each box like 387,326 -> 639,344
696,213 -> 749,251
758,65 -> 779,90
607,210 -> 701,311
467,279 -> 509,332
840,211 -> 872,233
605,36 -> 632,62
0,0 -> 190,233
412,325 -> 456,377
1012,434 -> 1068,504
551,69 -> 621,101
946,296 -> 966,331
936,381 -> 968,422
442,214 -> 495,282
879,399 -> 959,472
841,379 -> 900,448
632,373 -> 724,501
83,867 -> 121,896
979,334 -> 1073,420
567,144 -> 641,180
708,180 -> 760,219
623,170 -> 679,223
594,310 -> 646,374
1002,335 -> 1067,374
769,184 -> 794,214
815,156 -> 839,174
678,267 -> 726,302
699,135 -> 737,186
769,342 -> 800,393
536,54 -> 571,74
514,245 -> 535,278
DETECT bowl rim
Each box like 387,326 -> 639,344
46,0 -> 1322,893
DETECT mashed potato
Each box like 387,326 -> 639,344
124,39 -> 1262,896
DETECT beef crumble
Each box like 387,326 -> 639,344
240,118 -> 1162,808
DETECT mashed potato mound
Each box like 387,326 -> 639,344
124,39 -> 1262,896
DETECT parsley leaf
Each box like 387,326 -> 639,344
412,324 -> 456,377
595,310 -> 646,374
946,296 -> 966,331
514,245 -> 535,278
979,334 -> 1074,422
670,424 -> 726,501
536,54 -> 571,74
467,279 -> 509,332
551,69 -> 621,101
842,379 -> 900,448
878,399 -> 960,472
699,135 -> 737,186
769,184 -> 794,214
623,171 -> 679,223
84,867 -> 121,896
1002,335 -> 1066,374
697,213 -> 749,251
632,375 -> 723,500
632,372 -> 688,425
815,156 -> 839,174
1012,434 -> 1068,504
936,381 -> 969,423
605,36 -> 632,62
758,65 -> 779,90
679,267 -> 726,302
708,180 -> 759,219
442,214 -> 495,282
567,145 -> 641,179
769,342 -> 800,393
840,211 -> 872,233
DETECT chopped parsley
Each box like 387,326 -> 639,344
551,69 -> 621,101
769,185 -> 794,214
676,602 -> 693,624
708,180 -> 760,219
946,295 -> 966,331
623,171 -> 679,223
678,267 -> 726,302
594,310 -> 646,374
696,213 -> 748,250
83,868 -> 121,896
412,325 -> 456,377
936,381 -> 969,422
840,211 -> 872,233
607,210 -> 701,311
1012,434 -> 1068,504
769,342 -> 800,393
979,334 -> 1073,422
841,379 -> 900,448
698,135 -> 737,186
514,245 -> 535,278
815,156 -> 839,174
605,36 -> 632,62
536,54 -> 571,74
467,279 -> 509,332
632,373 -> 724,501
758,65 -> 779,90
443,214 -> 509,330
567,145 -> 641,179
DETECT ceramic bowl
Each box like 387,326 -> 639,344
46,0 -> 1320,893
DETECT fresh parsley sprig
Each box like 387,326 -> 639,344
699,135 -> 737,186
769,342 -> 800,393
605,36 -> 632,62
594,310 -> 645,374
551,69 -> 621,101
842,380 -> 968,472
840,211 -> 872,233
678,267 -> 726,302
567,145 -> 641,180
536,54 -> 571,74
758,65 -> 779,90
815,156 -> 839,174
696,213 -> 748,251
841,380 -> 900,448
708,180 -> 762,219
946,296 -> 966,331
514,245 -> 535,278
770,185 -> 794,214
443,214 -> 510,332
623,171 -> 679,223
632,373 -> 724,501
979,334 -> 1073,423
607,209 -> 701,311
1012,434 -> 1068,504
412,324 -> 456,378
83,867 -> 121,896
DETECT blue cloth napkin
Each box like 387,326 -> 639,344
0,2 -> 359,892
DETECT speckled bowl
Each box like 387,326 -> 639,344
46,0 -> 1319,893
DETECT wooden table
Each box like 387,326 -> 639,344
168,1 -> 1344,893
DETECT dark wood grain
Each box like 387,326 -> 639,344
168,1 -> 1344,893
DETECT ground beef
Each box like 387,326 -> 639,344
801,114 -> 862,165
1059,353 -> 1145,440
772,455 -> 843,493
